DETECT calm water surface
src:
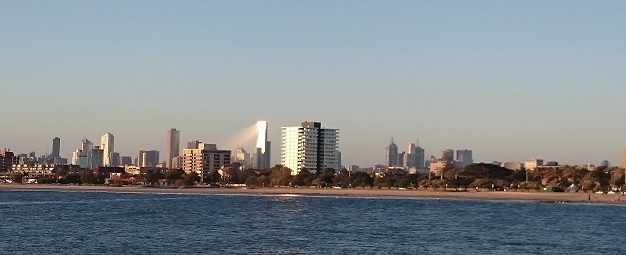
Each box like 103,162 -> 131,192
0,190 -> 624,254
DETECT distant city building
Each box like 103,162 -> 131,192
0,150 -> 18,172
121,156 -> 132,166
335,150 -> 342,171
71,149 -> 89,168
524,158 -> 544,170
398,151 -> 405,168
171,156 -> 183,169
187,140 -> 201,149
166,128 -> 180,169
234,147 -> 251,169
385,139 -> 398,167
404,143 -> 425,170
442,149 -> 454,162
281,121 -> 339,175
501,161 -> 522,171
182,143 -> 231,180
138,150 -> 160,168
101,133 -> 114,166
52,137 -> 61,158
90,146 -> 104,169
545,161 -> 559,166
601,160 -> 610,167
110,152 -> 120,167
429,160 -> 449,176
348,165 -> 360,173
252,121 -> 271,169
455,149 -> 473,168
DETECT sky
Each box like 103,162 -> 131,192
1,1 -> 625,167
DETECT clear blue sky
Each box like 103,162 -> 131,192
1,1 -> 625,167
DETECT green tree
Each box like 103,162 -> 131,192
145,169 -> 163,185
319,168 -> 336,187
52,165 -> 70,177
269,165 -> 293,186
332,169 -> 351,188
9,172 -> 24,183
164,169 -> 185,182
80,170 -> 97,184
184,171 -> 200,186
62,173 -> 81,184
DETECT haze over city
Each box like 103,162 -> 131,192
1,1 -> 625,166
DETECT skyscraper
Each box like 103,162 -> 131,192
281,121 -> 339,175
254,121 -> 271,169
139,150 -> 160,167
404,143 -> 425,169
101,133 -> 114,166
442,149 -> 454,162
456,149 -> 474,168
166,128 -> 180,169
90,146 -> 103,169
52,137 -> 61,158
385,138 -> 398,167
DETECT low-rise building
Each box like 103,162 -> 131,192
11,164 -> 55,178
429,160 -> 449,176
524,158 -> 544,170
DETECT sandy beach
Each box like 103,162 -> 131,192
1,184 -> 624,204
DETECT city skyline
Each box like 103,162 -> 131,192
1,122 -> 622,169
1,1 -> 625,166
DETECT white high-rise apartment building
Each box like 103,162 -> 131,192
167,128 -> 180,169
281,121 -> 339,175
101,133 -> 114,167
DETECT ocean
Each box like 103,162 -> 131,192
0,190 -> 624,254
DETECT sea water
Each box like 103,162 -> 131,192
0,190 -> 624,254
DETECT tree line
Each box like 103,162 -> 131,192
9,163 -> 626,192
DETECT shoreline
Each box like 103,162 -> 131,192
1,184 -> 624,204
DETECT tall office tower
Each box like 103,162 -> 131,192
121,156 -> 132,166
254,121 -> 271,169
414,146 -> 425,169
335,150 -> 342,171
404,143 -> 425,170
71,149 -> 89,168
110,152 -> 120,167
52,137 -> 61,158
101,133 -> 114,166
166,128 -> 180,169
81,138 -> 93,167
456,149 -> 474,168
81,138 -> 93,151
442,149 -> 454,162
385,138 -> 398,167
138,150 -> 160,167
281,121 -> 339,175
90,146 -> 104,169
